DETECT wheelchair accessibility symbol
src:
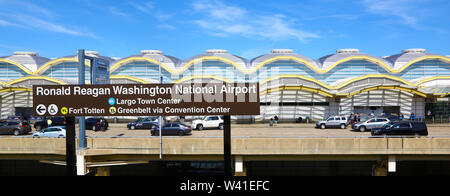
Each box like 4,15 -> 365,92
48,104 -> 58,115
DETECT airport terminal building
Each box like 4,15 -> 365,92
1,48 -> 449,122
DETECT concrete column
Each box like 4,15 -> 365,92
234,156 -> 246,176
76,150 -> 86,176
388,155 -> 396,173
96,167 -> 111,176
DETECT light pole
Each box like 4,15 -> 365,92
159,58 -> 163,159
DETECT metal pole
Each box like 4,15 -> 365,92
77,50 -> 86,149
66,116 -> 77,176
159,62 -> 163,159
224,115 -> 232,177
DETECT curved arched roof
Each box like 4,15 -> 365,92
2,48 -> 450,76
110,51 -> 180,74
0,53 -> 50,73
386,51 -> 449,70
319,52 -> 393,71
250,52 -> 321,72
177,51 -> 248,72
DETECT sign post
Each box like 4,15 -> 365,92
223,115 -> 232,177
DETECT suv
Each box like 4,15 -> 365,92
192,116 -> 224,131
86,118 -> 109,131
352,117 -> 390,132
315,116 -> 349,129
34,117 -> 66,131
371,121 -> 428,136
0,121 -> 32,136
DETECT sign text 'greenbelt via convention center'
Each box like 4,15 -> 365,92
33,83 -> 260,117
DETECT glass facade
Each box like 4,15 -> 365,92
1,52 -> 449,120
41,62 -> 91,83
0,62 -> 29,80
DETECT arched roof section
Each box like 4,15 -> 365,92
0,52 -> 49,74
110,50 -> 180,74
386,50 -> 450,71
6,76 -> 67,86
177,50 -> 248,74
260,74 -> 417,90
250,50 -> 321,73
261,86 -> 334,98
339,85 -> 427,98
319,50 -> 394,73
174,75 -> 232,84
35,58 -> 91,75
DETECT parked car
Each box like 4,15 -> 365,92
0,121 -> 32,136
191,116 -> 224,131
32,126 -> 66,138
352,117 -> 390,132
86,118 -> 109,131
371,121 -> 428,136
151,123 -> 192,136
127,117 -> 159,130
315,116 -> 349,129
34,117 -> 66,131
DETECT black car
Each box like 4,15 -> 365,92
34,117 -> 66,131
371,121 -> 428,136
86,118 -> 109,131
127,117 -> 159,130
0,121 -> 32,136
151,123 -> 192,136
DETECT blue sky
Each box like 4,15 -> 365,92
0,0 -> 449,60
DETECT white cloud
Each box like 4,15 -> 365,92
0,19 -> 16,26
363,0 -> 422,27
11,14 -> 97,38
191,0 -> 319,42
109,7 -> 130,18
128,1 -> 155,14
128,1 -> 172,21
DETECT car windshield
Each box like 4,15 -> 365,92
384,123 -> 393,128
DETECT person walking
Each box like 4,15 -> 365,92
269,118 -> 274,127
274,115 -> 279,127
47,118 -> 52,128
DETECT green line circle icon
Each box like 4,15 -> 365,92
109,107 -> 117,115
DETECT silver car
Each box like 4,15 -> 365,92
352,118 -> 390,132
315,116 -> 349,129
32,126 -> 66,138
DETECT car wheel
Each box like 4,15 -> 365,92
13,129 -> 20,136
415,133 -> 420,138
340,124 -> 346,129
219,123 -> 224,130
58,135 -> 65,138
320,124 -> 326,129
92,126 -> 97,132
178,131 -> 184,136
33,135 -> 39,138
197,124 -> 204,131
130,126 -> 135,130
359,126 -> 366,132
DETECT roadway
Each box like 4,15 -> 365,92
2,123 -> 449,138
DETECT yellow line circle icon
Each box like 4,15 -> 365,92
61,107 -> 69,115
